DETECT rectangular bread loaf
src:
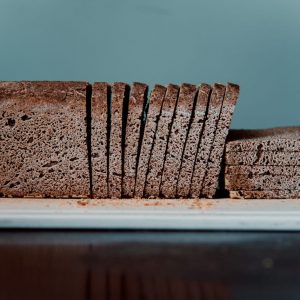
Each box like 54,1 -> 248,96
109,82 -> 129,198
134,85 -> 166,198
123,82 -> 148,198
160,83 -> 197,198
144,84 -> 179,198
201,83 -> 240,198
0,81 -> 89,198
190,84 -> 226,198
176,83 -> 211,197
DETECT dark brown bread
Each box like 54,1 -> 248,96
226,165 -> 300,176
201,83 -> 240,198
225,174 -> 300,190
160,83 -> 197,198
190,84 -> 226,198
123,82 -> 148,198
144,84 -> 179,198
92,82 -> 109,198
226,151 -> 300,165
230,190 -> 300,199
134,85 -> 166,198
0,81 -> 89,198
226,126 -> 300,152
109,82 -> 129,198
176,83 -> 211,198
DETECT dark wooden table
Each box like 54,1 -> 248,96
0,230 -> 300,300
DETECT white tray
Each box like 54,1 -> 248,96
0,198 -> 300,231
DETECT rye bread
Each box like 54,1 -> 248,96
123,82 -> 148,198
0,81 -> 89,198
226,126 -> 300,152
201,83 -> 240,198
91,82 -> 109,198
134,84 -> 166,198
160,83 -> 197,198
226,151 -> 300,166
225,174 -> 300,190
226,165 -> 300,176
190,84 -> 226,198
144,84 -> 179,198
230,190 -> 300,199
176,83 -> 211,198
108,82 -> 129,198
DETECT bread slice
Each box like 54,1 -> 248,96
176,83 -> 211,198
123,82 -> 148,198
226,151 -> 300,166
226,126 -> 300,152
226,165 -> 300,176
144,84 -> 179,198
109,82 -> 129,198
201,83 -> 240,198
160,84 -> 197,198
225,174 -> 300,190
0,81 -> 89,198
134,84 -> 166,198
91,82 -> 109,198
190,84 -> 226,198
230,190 -> 300,199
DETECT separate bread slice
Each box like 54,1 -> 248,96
109,82 -> 129,198
144,84 -> 179,198
160,84 -> 197,198
134,84 -> 166,198
0,81 -> 89,198
190,84 -> 226,198
230,190 -> 300,199
226,165 -> 300,176
226,126 -> 300,152
225,174 -> 300,190
176,83 -> 211,198
123,82 -> 148,198
91,82 -> 109,198
201,83 -> 240,198
226,151 -> 300,166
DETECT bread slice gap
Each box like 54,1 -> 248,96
0,81 -> 89,198
201,83 -> 240,198
176,83 -> 211,198
160,83 -> 197,198
91,82 -> 109,198
190,84 -> 226,198
123,82 -> 148,198
109,82 -> 129,198
134,84 -> 167,198
144,84 -> 179,198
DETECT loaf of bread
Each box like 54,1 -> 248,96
0,81 -> 89,198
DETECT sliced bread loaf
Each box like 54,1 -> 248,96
176,83 -> 211,197
201,83 -> 240,198
230,190 -> 300,199
226,151 -> 300,166
190,84 -> 226,198
91,82 -> 109,198
123,82 -> 148,198
144,84 -> 179,198
0,81 -> 89,198
160,84 -> 197,198
225,174 -> 300,190
226,165 -> 300,176
109,82 -> 129,198
226,126 -> 300,152
134,84 -> 166,198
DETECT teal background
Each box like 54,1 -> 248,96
1,0 -> 299,129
